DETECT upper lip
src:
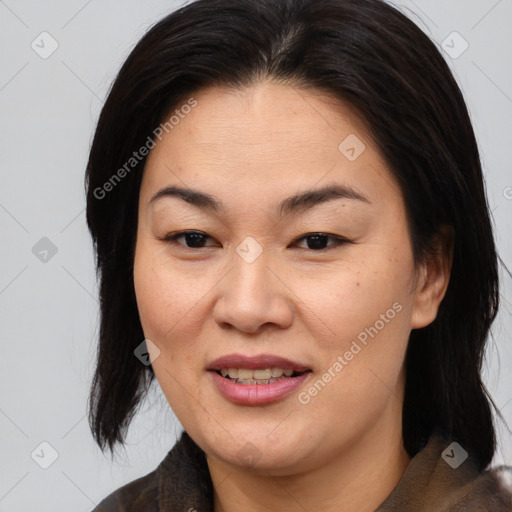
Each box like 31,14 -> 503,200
207,353 -> 311,372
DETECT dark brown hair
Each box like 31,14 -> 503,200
85,0 -> 503,469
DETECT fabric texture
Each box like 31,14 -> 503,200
92,431 -> 512,512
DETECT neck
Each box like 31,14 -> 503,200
206,409 -> 410,512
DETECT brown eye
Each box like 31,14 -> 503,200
162,230 -> 218,249
160,231 -> 351,252
292,233 -> 351,251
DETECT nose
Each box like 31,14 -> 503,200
213,252 -> 294,335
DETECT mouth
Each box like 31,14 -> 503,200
207,353 -> 312,401
214,367 -> 311,385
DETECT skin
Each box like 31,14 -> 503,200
133,81 -> 452,512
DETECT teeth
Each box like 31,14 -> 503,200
253,369 -> 272,379
238,368 -> 253,380
271,368 -> 284,378
218,367 -> 302,384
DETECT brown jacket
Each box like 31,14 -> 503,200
92,431 -> 512,511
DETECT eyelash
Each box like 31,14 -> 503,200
159,230 -> 352,252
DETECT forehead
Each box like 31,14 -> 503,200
140,81 -> 402,212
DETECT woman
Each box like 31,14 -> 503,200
85,0 -> 512,510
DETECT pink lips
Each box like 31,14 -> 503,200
207,353 -> 310,372
207,353 -> 312,405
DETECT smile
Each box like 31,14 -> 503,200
206,353 -> 312,405
217,367 -> 309,384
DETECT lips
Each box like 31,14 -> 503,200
207,353 -> 312,405
207,353 -> 311,372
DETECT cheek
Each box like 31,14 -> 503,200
133,242 -> 207,340
133,245 -> 208,411
298,249 -> 414,404
299,274 -> 411,440
294,250 -> 414,344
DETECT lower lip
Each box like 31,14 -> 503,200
209,371 -> 311,405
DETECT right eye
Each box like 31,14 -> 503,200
160,230 -> 219,249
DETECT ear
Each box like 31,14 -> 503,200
411,225 -> 454,329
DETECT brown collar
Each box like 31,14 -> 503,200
157,432 -> 511,511
97,430 -> 512,511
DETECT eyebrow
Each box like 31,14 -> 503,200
149,182 -> 371,217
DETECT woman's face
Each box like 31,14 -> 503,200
133,81 -> 440,474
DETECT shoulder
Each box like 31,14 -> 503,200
378,434 -> 512,511
441,464 -> 512,511
89,431 -> 211,512
426,437 -> 512,510
417,463 -> 512,511
425,444 -> 512,510
471,465 -> 512,510
91,467 -> 160,512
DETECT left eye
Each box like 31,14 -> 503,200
160,231 -> 350,251
292,233 -> 350,251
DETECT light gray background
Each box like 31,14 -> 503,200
0,1 -> 511,510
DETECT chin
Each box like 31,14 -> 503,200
198,422 -> 315,473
